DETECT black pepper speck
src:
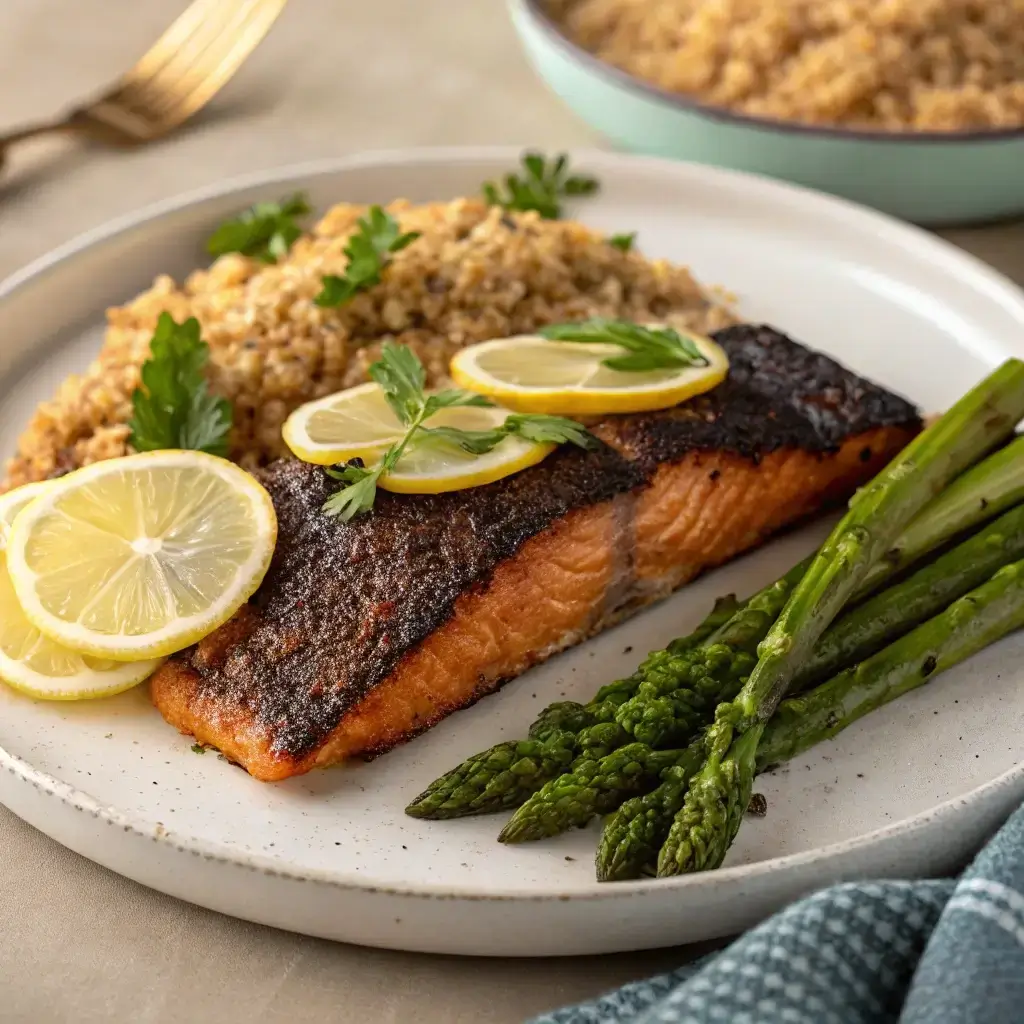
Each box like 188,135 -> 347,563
747,793 -> 768,816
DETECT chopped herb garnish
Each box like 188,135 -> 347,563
191,743 -> 207,754
608,232 -> 636,252
501,413 -> 595,448
206,193 -> 311,263
315,206 -> 420,308
482,152 -> 599,220
540,320 -> 711,373
128,313 -> 233,456
323,343 -> 595,520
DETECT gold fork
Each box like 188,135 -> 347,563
0,0 -> 288,170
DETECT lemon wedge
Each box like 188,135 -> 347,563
5,452 -> 277,661
283,382 -> 554,493
0,482 -> 164,699
449,333 -> 729,415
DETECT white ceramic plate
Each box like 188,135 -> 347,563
2,148 -> 1023,958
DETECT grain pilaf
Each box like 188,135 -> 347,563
1,198 -> 735,493
546,0 -> 1024,131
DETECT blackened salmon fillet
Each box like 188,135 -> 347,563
150,325 -> 920,781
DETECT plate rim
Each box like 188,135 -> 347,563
3,144 -> 1024,903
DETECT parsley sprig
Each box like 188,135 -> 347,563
608,232 -> 636,252
128,313 -> 233,456
206,193 -> 311,263
324,344 -> 595,520
539,320 -> 711,374
315,206 -> 421,308
482,152 -> 599,220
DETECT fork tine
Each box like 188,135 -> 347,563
127,0 -> 228,83
117,0 -> 263,109
156,0 -> 289,125
111,0 -> 286,130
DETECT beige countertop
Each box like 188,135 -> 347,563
1,2 -> 1022,1022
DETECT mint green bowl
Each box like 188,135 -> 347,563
509,0 -> 1024,226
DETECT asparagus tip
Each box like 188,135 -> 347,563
497,819 -> 534,844
404,798 -> 459,820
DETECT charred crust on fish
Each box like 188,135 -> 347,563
600,324 -> 918,472
171,442 -> 643,759
154,324 -> 920,769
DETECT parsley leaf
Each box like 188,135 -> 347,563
128,313 -> 233,456
323,344 -> 596,519
315,206 -> 421,307
421,413 -> 593,457
482,152 -> 599,220
503,414 -> 596,448
608,232 -> 636,252
419,425 -> 509,456
368,340 -> 427,424
422,390 -> 494,416
206,193 -> 311,263
368,345 -> 493,427
539,320 -> 711,373
324,460 -> 388,521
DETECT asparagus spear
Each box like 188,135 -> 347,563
404,735 -> 579,819
409,574 -> 809,820
537,596 -> 746,738
409,429 -> 1024,821
755,361 -> 1024,721
652,595 -> 744,657
502,503 -> 1024,845
550,594 -> 744,715
661,360 -> 1024,875
496,743 -> 700,843
598,763 -> 702,881
568,576 -> 808,758
601,555 -> 1024,881
526,702 -> 605,743
758,560 -> 1024,761
597,507 -> 1024,879
535,597 -> 747,741
612,567 -> 805,745
495,580 -> 803,843
615,433 -> 1024,743
855,433 -> 1024,598
404,596 -> 739,819
794,501 -> 1024,688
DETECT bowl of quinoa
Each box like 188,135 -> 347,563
509,0 -> 1024,224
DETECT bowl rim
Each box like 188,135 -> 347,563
516,0 -> 1024,144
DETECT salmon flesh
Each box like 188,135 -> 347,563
150,325 -> 920,781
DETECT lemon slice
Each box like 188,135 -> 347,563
379,406 -> 554,494
0,482 -> 164,699
449,333 -> 729,415
283,382 -> 555,493
283,382 -> 409,466
282,382 -> 551,472
5,452 -> 278,661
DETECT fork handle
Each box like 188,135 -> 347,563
0,116 -> 83,168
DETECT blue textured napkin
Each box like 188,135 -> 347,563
531,802 -> 1024,1024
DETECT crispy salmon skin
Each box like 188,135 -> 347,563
151,325 -> 920,781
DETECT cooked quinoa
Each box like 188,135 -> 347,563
1,199 -> 735,492
546,0 -> 1024,130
